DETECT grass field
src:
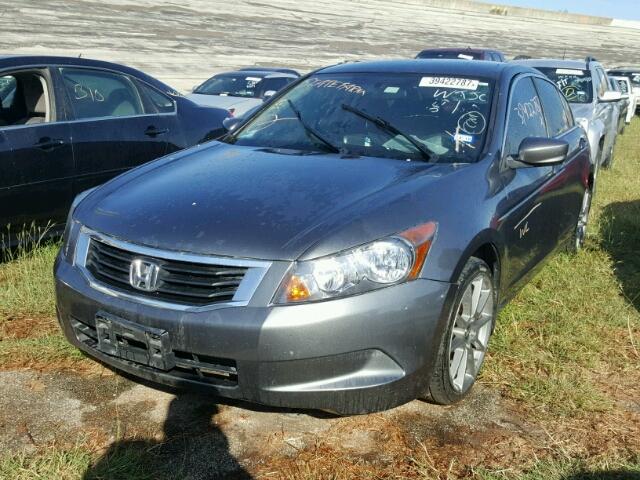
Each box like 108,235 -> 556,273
0,121 -> 639,479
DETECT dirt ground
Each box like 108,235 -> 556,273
0,359 -> 638,478
2,0 -> 640,92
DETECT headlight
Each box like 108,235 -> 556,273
274,222 -> 437,304
62,188 -> 96,261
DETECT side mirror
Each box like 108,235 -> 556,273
222,116 -> 243,132
599,90 -> 622,102
510,137 -> 569,167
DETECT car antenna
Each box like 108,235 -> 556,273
562,49 -> 566,60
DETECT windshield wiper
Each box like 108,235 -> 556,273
341,103 -> 433,162
287,99 -> 340,154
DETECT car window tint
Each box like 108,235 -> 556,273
504,77 -> 547,157
533,78 -> 571,137
0,76 -> 17,110
60,68 -> 143,120
133,79 -> 175,114
0,73 -> 51,126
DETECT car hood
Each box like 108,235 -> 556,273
77,143 -> 457,261
186,93 -> 261,112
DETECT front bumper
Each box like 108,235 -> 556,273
55,253 -> 454,414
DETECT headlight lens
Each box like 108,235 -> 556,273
275,222 -> 437,304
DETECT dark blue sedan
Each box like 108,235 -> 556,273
0,55 -> 229,247
56,60 -> 592,414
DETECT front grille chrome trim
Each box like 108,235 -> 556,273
74,227 -> 272,312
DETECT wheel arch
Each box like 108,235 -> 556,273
449,229 -> 504,294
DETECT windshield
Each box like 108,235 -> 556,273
230,72 -> 494,162
536,67 -> 593,104
195,74 -> 265,97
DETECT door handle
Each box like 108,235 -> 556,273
144,126 -> 169,138
34,137 -> 65,151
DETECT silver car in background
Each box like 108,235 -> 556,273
611,75 -> 638,124
513,58 -> 621,171
187,67 -> 299,116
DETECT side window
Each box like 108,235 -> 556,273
133,79 -> 175,114
0,76 -> 17,109
60,68 -> 143,120
504,77 -> 547,157
533,78 -> 571,137
0,72 -> 51,126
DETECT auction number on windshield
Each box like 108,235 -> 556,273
419,77 -> 479,90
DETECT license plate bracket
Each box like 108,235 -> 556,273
95,311 -> 175,371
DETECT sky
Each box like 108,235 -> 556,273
478,0 -> 640,21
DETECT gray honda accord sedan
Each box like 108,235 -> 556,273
55,60 -> 592,414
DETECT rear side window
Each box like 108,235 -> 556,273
60,68 -> 143,120
133,79 -> 175,114
533,78 -> 571,137
504,77 -> 547,157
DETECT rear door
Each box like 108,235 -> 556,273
55,67 -> 178,194
0,68 -> 74,240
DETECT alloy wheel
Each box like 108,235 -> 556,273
448,272 -> 494,393
575,189 -> 591,251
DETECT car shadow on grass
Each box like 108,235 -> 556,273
599,200 -> 640,312
83,392 -> 252,480
562,472 -> 640,480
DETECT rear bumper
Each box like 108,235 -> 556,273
55,253 -> 455,414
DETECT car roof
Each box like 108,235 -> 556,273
238,66 -> 300,76
417,47 -> 501,54
511,58 -> 593,70
609,67 -> 640,73
0,54 -> 176,93
215,70 -> 298,79
317,59 -> 529,80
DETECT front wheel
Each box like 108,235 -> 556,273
568,188 -> 592,254
426,257 -> 497,405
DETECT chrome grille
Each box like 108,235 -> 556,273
85,238 -> 248,306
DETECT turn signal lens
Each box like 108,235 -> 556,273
400,222 -> 438,279
284,275 -> 311,302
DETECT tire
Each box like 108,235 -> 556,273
567,188 -> 592,254
602,141 -> 615,169
426,257 -> 497,405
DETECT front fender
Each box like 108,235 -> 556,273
586,120 -> 605,164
